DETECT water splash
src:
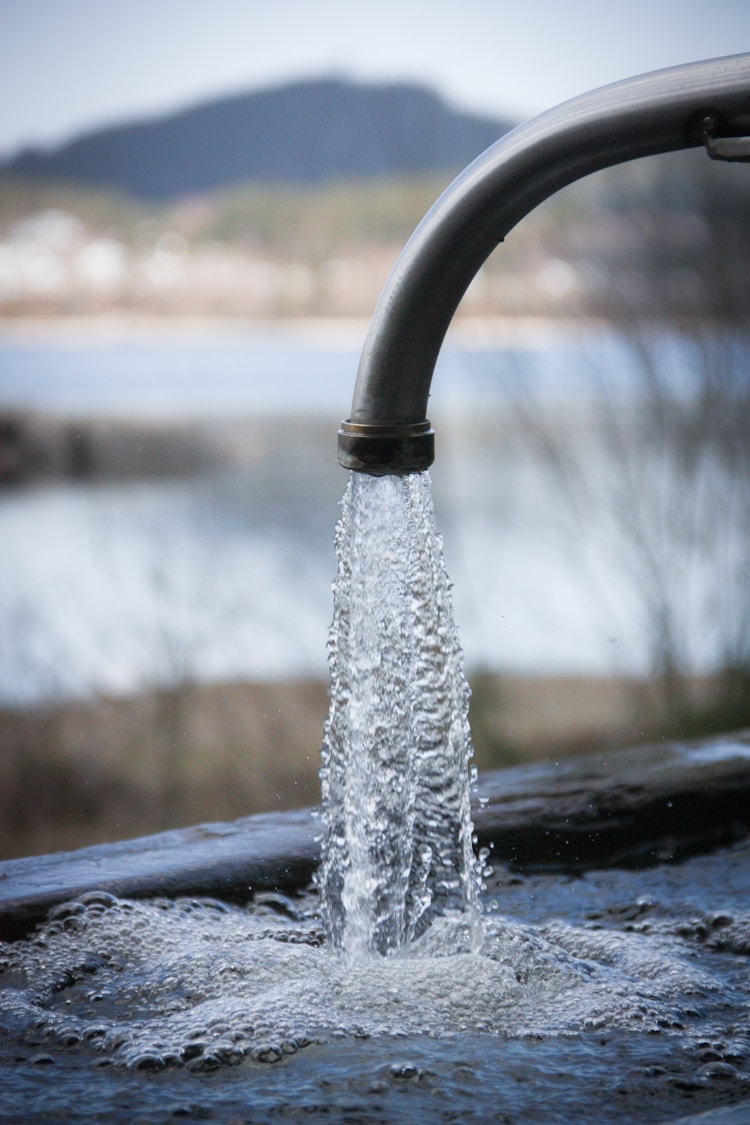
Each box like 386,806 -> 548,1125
318,472 -> 478,955
2,873 -> 747,1084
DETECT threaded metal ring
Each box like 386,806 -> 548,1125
337,420 -> 435,475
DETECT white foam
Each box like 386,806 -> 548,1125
0,893 -> 726,1071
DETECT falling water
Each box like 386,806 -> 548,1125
318,472 -> 478,955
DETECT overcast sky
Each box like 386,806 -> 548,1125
1,0 -> 748,158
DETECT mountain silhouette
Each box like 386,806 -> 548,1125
4,78 -> 513,201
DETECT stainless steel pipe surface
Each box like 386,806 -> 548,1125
338,53 -> 750,474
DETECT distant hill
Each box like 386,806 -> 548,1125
3,78 -> 513,202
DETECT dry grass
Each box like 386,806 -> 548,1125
0,672 -> 742,861
0,680 -> 328,859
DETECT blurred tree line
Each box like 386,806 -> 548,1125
2,150 -> 745,318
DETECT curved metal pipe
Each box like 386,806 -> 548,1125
338,53 -> 750,474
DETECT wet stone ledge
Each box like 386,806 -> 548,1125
1,730 -> 749,942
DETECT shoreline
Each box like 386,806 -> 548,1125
0,311 -> 605,347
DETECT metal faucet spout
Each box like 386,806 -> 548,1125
338,53 -> 750,475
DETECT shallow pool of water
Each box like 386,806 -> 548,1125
2,839 -> 750,1123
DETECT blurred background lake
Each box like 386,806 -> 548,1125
2,304 -> 748,858
1,5 -> 749,858
4,314 -> 746,695
0,321 -> 685,701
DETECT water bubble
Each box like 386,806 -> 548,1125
390,1062 -> 418,1079
696,1061 -> 739,1081
253,1045 -> 283,1064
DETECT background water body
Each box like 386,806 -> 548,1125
0,323 -> 743,704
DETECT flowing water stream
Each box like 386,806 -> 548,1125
2,471 -> 750,1122
319,473 -> 478,955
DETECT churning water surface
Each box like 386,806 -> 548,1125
2,847 -> 750,1123
2,472 -> 750,1123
